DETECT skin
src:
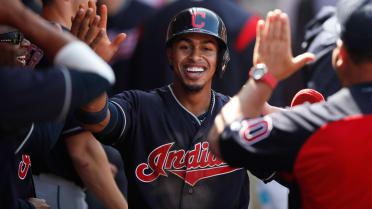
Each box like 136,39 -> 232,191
167,33 -> 218,116
80,33 -> 220,133
39,1 -> 128,209
208,10 -> 315,158
70,1 -> 126,62
0,1 -> 80,208
0,39 -> 30,67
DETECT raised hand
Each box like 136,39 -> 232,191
93,4 -> 126,62
70,1 -> 126,62
253,10 -> 315,81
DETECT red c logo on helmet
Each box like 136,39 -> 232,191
192,12 -> 206,28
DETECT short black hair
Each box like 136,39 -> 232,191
337,0 -> 372,63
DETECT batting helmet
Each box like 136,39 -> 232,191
166,7 -> 230,77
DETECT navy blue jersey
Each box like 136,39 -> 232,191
219,83 -> 372,209
97,85 -> 249,209
0,66 -> 110,125
0,63 -> 110,209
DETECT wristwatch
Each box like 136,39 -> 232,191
249,63 -> 277,89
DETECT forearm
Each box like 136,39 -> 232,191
67,132 -> 128,209
209,79 -> 273,158
78,93 -> 111,133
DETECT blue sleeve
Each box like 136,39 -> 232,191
0,66 -> 110,124
94,91 -> 138,145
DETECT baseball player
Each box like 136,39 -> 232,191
78,7 -> 250,209
29,1 -> 128,209
0,0 -> 115,208
209,1 -> 372,208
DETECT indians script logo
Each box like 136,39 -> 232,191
136,142 -> 240,186
18,154 -> 31,180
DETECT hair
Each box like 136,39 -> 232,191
344,44 -> 372,64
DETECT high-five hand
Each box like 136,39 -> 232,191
253,10 -> 315,81
71,1 -> 126,62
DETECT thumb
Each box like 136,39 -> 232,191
292,52 -> 315,71
111,33 -> 126,48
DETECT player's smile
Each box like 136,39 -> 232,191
182,64 -> 207,80
168,33 -> 217,92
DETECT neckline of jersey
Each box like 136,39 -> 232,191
168,84 -> 215,126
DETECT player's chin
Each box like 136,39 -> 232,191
182,82 -> 204,93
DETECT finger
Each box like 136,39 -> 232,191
111,33 -> 127,48
88,0 -> 97,25
254,19 -> 265,54
78,8 -> 93,39
98,4 -> 107,28
71,8 -> 85,35
90,29 -> 105,49
267,11 -> 278,41
256,19 -> 265,45
85,15 -> 101,44
292,52 -> 316,71
280,13 -> 290,44
263,11 -> 273,41
273,10 -> 282,40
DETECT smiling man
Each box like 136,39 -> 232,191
77,7 -> 250,209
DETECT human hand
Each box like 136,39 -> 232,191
253,10 -> 315,81
92,4 -> 126,62
28,198 -> 50,209
71,1 -> 103,49
71,1 -> 126,62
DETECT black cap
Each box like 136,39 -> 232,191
336,0 -> 372,52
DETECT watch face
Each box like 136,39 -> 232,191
252,67 -> 266,80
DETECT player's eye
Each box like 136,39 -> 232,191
202,47 -> 212,51
179,44 -> 190,50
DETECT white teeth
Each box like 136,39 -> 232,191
186,67 -> 204,72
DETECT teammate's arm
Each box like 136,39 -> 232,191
208,10 -> 315,158
66,131 -> 128,209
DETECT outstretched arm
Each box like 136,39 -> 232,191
66,131 -> 128,209
208,10 -> 315,158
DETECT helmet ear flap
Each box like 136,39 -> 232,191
216,48 -> 230,78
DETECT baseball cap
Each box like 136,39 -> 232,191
290,89 -> 325,107
336,0 -> 372,52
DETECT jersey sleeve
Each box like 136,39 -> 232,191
94,90 -> 138,145
0,66 -> 111,124
218,104 -> 327,180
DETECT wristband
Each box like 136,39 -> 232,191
75,97 -> 109,124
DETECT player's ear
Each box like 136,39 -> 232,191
333,39 -> 347,69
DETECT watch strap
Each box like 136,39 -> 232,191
249,64 -> 278,89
